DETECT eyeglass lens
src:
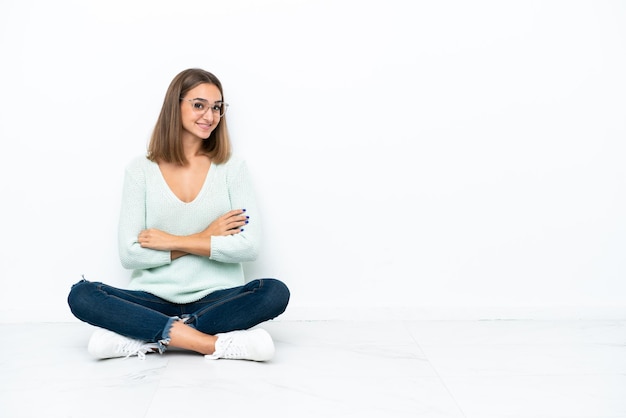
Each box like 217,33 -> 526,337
189,99 -> 227,117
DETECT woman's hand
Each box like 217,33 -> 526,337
199,209 -> 248,238
138,228 -> 178,251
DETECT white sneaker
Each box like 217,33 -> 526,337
87,328 -> 159,360
205,328 -> 275,361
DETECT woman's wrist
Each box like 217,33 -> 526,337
170,250 -> 188,260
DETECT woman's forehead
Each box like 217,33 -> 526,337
185,83 -> 222,100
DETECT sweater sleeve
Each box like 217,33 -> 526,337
117,159 -> 172,270
209,159 -> 261,263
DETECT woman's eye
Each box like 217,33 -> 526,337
211,104 -> 222,112
193,101 -> 205,110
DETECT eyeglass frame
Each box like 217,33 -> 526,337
180,97 -> 229,117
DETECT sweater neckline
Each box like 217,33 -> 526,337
150,160 -> 213,205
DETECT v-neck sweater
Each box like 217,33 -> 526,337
117,155 -> 260,303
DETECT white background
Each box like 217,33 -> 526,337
1,0 -> 625,321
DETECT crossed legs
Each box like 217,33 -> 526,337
68,278 -> 290,357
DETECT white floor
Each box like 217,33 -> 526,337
1,320 -> 625,418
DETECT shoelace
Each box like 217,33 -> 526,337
116,340 -> 158,360
206,335 -> 247,360
219,336 -> 248,359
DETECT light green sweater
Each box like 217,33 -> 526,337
118,155 -> 260,303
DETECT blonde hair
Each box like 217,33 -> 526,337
148,68 -> 231,165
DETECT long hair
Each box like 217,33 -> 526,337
147,68 -> 231,165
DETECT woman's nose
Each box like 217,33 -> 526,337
201,110 -> 214,122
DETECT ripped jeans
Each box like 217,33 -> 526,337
67,278 -> 290,351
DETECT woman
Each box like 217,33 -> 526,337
68,68 -> 290,361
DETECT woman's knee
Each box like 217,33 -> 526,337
262,278 -> 290,315
67,279 -> 98,318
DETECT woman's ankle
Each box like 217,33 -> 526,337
168,320 -> 217,355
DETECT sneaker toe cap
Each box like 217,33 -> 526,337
249,329 -> 275,361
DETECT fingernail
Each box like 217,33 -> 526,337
242,208 -> 247,212
240,228 -> 245,232
245,220 -> 249,224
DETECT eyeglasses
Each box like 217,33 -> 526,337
181,98 -> 229,117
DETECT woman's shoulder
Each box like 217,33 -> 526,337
217,154 -> 247,171
124,155 -> 158,171
123,155 -> 156,179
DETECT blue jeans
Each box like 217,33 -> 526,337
67,278 -> 290,349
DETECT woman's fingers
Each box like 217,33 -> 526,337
209,209 -> 249,236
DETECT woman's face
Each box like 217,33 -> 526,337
180,83 -> 223,141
